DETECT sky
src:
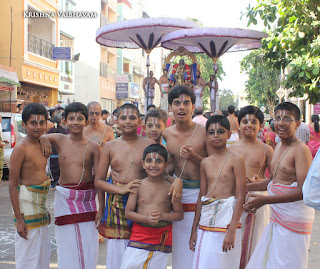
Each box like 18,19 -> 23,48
144,0 -> 265,97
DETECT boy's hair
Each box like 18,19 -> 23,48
274,102 -> 300,120
238,105 -> 264,124
112,109 -> 118,116
222,110 -> 228,117
102,110 -> 109,115
22,103 -> 48,124
147,104 -> 156,111
206,115 -> 230,132
17,104 -> 22,109
168,84 -> 196,105
87,101 -> 101,111
65,102 -> 89,120
145,108 -> 168,125
117,103 -> 140,118
143,144 -> 168,162
228,105 -> 235,114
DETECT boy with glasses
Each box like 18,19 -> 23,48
245,102 -> 315,269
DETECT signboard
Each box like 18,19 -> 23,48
314,102 -> 320,114
129,83 -> 139,99
276,89 -> 285,99
260,106 -> 266,113
116,83 -> 128,99
116,74 -> 131,83
53,47 -> 71,60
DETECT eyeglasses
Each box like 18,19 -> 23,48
89,112 -> 101,116
207,129 -> 227,136
274,117 -> 298,124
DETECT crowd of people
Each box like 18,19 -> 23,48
6,83 -> 320,269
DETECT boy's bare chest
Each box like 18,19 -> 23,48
271,150 -> 295,177
111,144 -> 144,168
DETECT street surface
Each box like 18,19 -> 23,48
0,179 -> 319,268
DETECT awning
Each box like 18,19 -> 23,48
0,64 -> 21,91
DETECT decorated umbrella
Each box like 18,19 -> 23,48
161,27 -> 267,110
96,18 -> 198,108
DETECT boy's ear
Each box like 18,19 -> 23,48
22,121 -> 26,130
141,160 -> 145,170
85,119 -> 89,127
227,130 -> 232,139
295,120 -> 301,130
143,124 -> 146,131
169,105 -> 172,112
260,123 -> 264,131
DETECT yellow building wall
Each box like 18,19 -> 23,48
0,0 -> 24,77
22,65 -> 59,89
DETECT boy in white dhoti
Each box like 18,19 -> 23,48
121,144 -> 183,269
190,115 -> 246,269
163,85 -> 213,269
9,103 -> 51,269
229,106 -> 273,268
41,102 -> 102,269
244,102 -> 315,269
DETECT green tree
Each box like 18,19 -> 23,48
243,0 -> 320,104
240,49 -> 281,113
219,89 -> 236,111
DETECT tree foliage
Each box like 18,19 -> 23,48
240,49 -> 281,112
243,0 -> 320,104
219,89 -> 236,111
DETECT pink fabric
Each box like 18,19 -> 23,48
307,126 -> 320,158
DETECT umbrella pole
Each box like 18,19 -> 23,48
146,54 -> 150,111
212,58 -> 218,113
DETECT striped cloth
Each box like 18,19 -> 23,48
14,180 -> 51,230
99,177 -> 133,239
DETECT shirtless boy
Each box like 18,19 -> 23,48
190,115 -> 246,268
41,102 -> 101,269
144,108 -> 167,145
121,144 -> 183,269
84,101 -> 115,147
227,105 -> 240,145
245,102 -> 315,269
9,103 -> 51,269
229,105 -> 273,268
163,84 -> 211,268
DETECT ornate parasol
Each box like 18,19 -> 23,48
161,27 -> 268,110
96,18 -> 198,109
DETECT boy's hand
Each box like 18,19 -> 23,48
168,177 -> 183,203
147,210 -> 160,226
95,210 -> 104,229
180,145 -> 195,160
119,179 -> 141,195
223,229 -> 236,252
189,230 -> 197,252
16,220 -> 28,239
39,136 -> 52,158
243,194 -> 266,213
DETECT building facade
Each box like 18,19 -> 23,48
0,0 -> 60,110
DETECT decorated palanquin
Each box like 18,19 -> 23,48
164,46 -> 198,86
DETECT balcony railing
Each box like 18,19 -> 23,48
100,62 -> 115,78
28,33 -> 54,60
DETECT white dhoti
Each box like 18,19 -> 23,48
106,239 -> 129,269
15,225 -> 50,269
193,228 -> 241,269
160,84 -> 169,112
194,87 -> 203,109
172,180 -> 200,269
227,132 -> 239,146
55,182 -> 99,269
121,247 -> 168,269
193,196 -> 241,269
246,182 -> 315,269
14,181 -> 51,269
56,221 -> 99,269
240,191 -> 270,268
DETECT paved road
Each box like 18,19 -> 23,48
0,180 -> 319,268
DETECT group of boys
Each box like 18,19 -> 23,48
9,84 -> 315,269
